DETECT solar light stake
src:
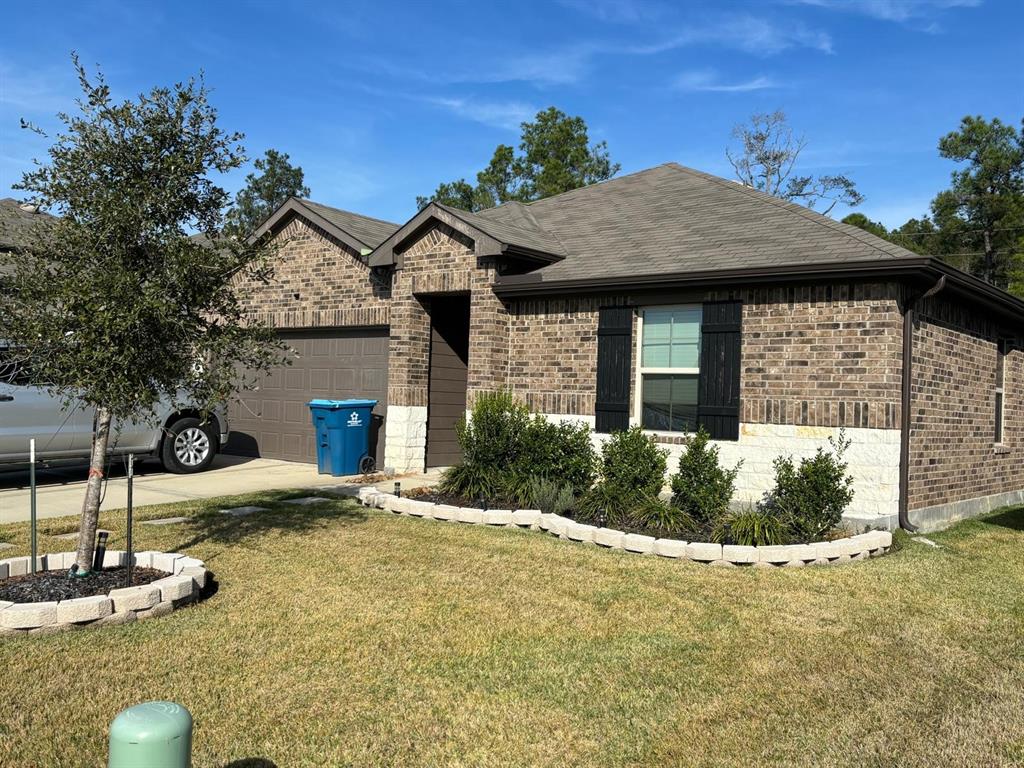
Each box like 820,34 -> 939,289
29,438 -> 37,574
92,530 -> 108,573
394,482 -> 401,498
125,454 -> 134,587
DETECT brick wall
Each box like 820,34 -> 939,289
237,216 -> 390,329
506,282 -> 904,430
907,295 -> 1024,511
387,223 -> 508,408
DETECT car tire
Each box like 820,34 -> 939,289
161,417 -> 217,474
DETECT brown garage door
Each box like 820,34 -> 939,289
228,328 -> 388,466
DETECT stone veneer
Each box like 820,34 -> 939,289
0,551 -> 208,636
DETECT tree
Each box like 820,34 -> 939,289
726,110 -> 863,215
223,148 -> 310,239
1,55 -> 285,574
417,107 -> 619,211
842,115 -> 1024,294
928,116 -> 1024,286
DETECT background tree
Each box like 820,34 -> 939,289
726,110 -> 863,215
929,116 -> 1024,286
223,148 -> 310,239
1,56 -> 285,574
843,115 -> 1024,294
417,107 -> 619,211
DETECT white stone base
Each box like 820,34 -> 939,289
540,415 -> 900,526
383,405 -> 428,473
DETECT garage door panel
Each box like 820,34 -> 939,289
310,368 -> 331,391
332,369 -> 357,392
228,327 -> 389,466
261,400 -> 281,421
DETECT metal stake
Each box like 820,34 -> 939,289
126,454 -> 134,587
29,438 -> 37,574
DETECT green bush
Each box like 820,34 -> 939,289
575,482 -> 634,527
438,462 -> 502,501
630,492 -> 696,537
600,426 -> 668,497
455,390 -> 531,468
528,476 -> 575,516
712,508 -> 785,546
515,416 -> 597,493
669,427 -> 741,526
761,431 -> 855,542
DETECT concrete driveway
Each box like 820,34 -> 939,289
0,455 -> 357,524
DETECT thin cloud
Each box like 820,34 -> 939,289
424,97 -> 538,130
789,0 -> 981,23
674,70 -> 781,93
349,13 -> 833,88
557,0 -> 668,23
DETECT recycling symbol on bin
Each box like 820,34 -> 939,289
347,411 -> 362,427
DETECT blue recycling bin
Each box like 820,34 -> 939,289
308,399 -> 378,476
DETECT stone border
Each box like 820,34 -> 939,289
356,488 -> 893,567
0,551 -> 209,636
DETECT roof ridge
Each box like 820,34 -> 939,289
297,197 -> 399,227
662,163 -> 918,260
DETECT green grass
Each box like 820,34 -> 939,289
1,492 -> 1023,767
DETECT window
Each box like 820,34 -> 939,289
636,306 -> 701,432
995,339 -> 1006,444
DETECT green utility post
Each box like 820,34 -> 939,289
108,701 -> 193,768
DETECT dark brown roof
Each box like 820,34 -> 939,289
296,199 -> 399,249
476,163 -> 920,284
0,198 -> 56,252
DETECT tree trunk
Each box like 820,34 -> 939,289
74,406 -> 112,573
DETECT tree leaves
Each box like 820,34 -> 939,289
417,107 -> 620,212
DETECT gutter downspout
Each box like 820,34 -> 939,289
899,275 -> 946,531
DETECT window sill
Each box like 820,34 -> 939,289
993,443 -> 1012,455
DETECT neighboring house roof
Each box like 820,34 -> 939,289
0,198 -> 56,252
250,197 -> 399,253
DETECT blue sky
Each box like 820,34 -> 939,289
1,0 -> 1021,228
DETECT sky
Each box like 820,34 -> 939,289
1,0 -> 1021,229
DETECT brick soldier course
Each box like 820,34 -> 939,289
235,163 -> 1024,532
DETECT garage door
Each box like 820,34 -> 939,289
227,328 -> 388,466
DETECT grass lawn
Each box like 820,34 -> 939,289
1,490 -> 1023,767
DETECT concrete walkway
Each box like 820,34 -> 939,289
0,454 -> 441,524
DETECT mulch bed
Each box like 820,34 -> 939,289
0,566 -> 167,603
409,489 -> 520,509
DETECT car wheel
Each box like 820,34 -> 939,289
161,417 -> 217,474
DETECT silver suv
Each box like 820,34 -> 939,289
0,365 -> 229,474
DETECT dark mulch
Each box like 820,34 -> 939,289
409,489 -> 521,509
0,566 -> 167,603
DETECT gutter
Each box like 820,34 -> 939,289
898,275 -> 946,532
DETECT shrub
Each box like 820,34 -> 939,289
499,471 -> 537,508
600,426 -> 668,497
575,482 -> 634,527
515,416 -> 597,493
528,476 -> 575,517
438,461 -> 502,501
456,390 -> 530,469
669,427 -> 742,526
712,508 -> 785,546
630,493 -> 696,538
761,431 -> 855,542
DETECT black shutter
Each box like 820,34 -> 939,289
698,300 -> 742,440
595,306 -> 633,433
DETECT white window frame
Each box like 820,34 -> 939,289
633,305 -> 701,430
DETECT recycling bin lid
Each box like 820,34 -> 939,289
307,398 -> 379,409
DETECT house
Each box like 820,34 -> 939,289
233,163 -> 1024,533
